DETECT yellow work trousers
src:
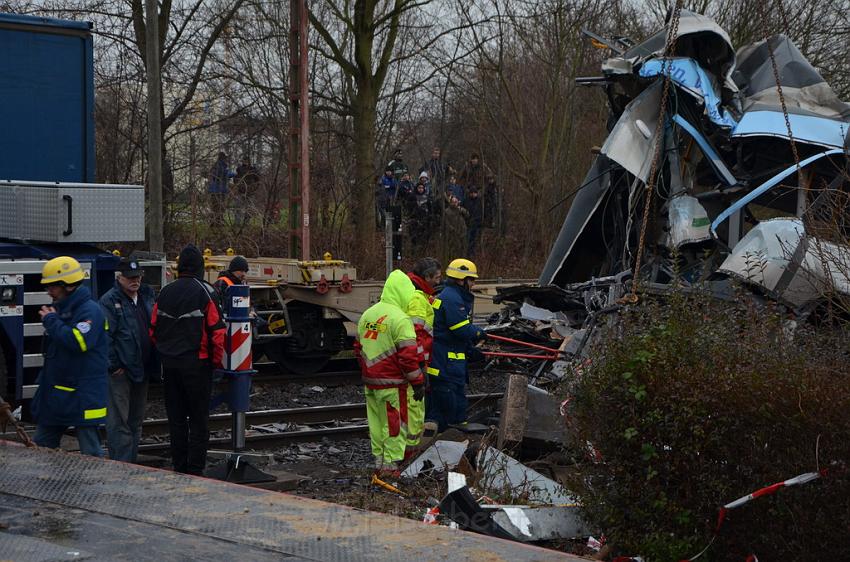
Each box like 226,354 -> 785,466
406,385 -> 425,449
365,386 -> 408,465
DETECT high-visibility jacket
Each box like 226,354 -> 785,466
429,282 -> 484,385
212,271 -> 240,309
406,272 -> 438,363
31,285 -> 109,427
356,270 -> 424,389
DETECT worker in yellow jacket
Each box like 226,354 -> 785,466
355,270 -> 425,474
404,258 -> 442,459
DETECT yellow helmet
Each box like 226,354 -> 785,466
445,258 -> 479,280
41,256 -> 85,285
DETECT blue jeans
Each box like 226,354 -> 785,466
106,372 -> 149,462
426,380 -> 468,432
34,425 -> 104,457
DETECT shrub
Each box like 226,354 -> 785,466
565,289 -> 850,561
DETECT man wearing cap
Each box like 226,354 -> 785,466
99,258 -> 159,463
31,256 -> 109,457
213,255 -> 249,309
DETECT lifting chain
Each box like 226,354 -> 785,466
624,0 -> 684,305
757,0 -> 803,186
0,397 -> 35,448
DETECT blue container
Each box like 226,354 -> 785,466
0,13 -> 95,183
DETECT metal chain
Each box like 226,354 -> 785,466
0,398 -> 35,448
775,0 -> 792,40
625,0 -> 684,303
758,0 -> 803,185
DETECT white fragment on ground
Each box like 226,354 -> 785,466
401,440 -> 469,477
500,507 -> 533,537
477,446 -> 577,505
447,472 -> 467,493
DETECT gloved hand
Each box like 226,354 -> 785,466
466,346 -> 486,364
412,384 -> 425,401
474,327 -> 486,342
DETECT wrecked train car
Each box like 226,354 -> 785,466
538,10 -> 849,314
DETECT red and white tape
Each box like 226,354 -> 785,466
683,469 -> 826,561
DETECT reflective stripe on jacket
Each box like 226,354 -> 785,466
212,272 -> 239,309
356,270 -> 424,389
150,276 -> 225,369
31,285 -> 109,427
429,282 -> 484,385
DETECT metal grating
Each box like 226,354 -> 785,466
0,444 -> 579,562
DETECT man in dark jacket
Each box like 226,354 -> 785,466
213,255 -> 249,309
426,258 -> 485,431
420,147 -> 445,196
462,187 -> 484,257
100,258 -> 158,463
458,153 -> 497,228
32,256 -> 109,457
151,245 -> 225,475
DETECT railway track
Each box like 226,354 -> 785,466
138,392 -> 503,453
146,362 -> 362,400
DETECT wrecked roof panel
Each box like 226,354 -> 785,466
541,9 -> 849,311
539,155 -> 612,286
731,110 -> 850,148
639,58 -> 737,128
734,35 -> 850,120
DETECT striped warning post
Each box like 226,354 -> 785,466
225,321 -> 253,371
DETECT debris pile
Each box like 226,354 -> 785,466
478,8 -> 850,398
401,436 -> 589,545
531,9 -> 849,324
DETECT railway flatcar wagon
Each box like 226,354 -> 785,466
195,251 -> 531,374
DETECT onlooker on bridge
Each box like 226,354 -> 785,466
208,152 -> 235,223
420,147 -> 446,196
458,152 -> 497,228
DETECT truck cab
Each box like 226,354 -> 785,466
0,13 -> 152,405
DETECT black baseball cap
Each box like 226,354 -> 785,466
117,258 -> 143,277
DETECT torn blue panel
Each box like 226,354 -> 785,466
671,114 -> 737,186
732,111 -> 850,149
639,58 -> 737,128
710,148 -> 844,235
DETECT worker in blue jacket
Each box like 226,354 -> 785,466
31,256 -> 109,457
426,258 -> 485,431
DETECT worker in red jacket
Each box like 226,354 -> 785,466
151,245 -> 225,475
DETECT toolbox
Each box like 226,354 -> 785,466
0,181 -> 145,243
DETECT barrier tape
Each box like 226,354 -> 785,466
682,469 -> 826,561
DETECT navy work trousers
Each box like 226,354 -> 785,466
34,425 -> 103,457
425,379 -> 467,432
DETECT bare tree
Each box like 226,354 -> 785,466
307,0 -> 478,257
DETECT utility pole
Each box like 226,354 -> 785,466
145,0 -> 164,252
288,0 -> 310,260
